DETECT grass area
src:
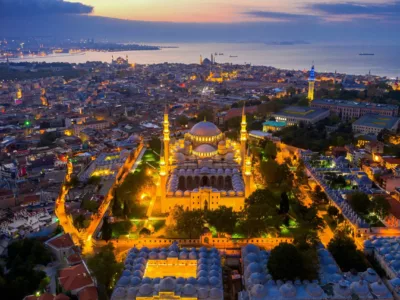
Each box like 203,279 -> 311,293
149,220 -> 166,232
111,220 -> 133,238
323,214 -> 337,231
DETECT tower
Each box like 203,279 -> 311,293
308,64 -> 315,101
240,104 -> 247,165
200,55 -> 203,65
126,55 -> 129,63
244,148 -> 252,198
159,143 -> 167,208
163,105 -> 170,168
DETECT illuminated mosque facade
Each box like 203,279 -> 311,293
159,106 -> 254,213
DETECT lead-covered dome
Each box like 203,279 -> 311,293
190,121 -> 221,137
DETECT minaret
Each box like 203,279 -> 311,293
240,104 -> 247,165
200,55 -> 203,65
244,148 -> 252,198
159,142 -> 167,209
163,105 -> 170,168
126,55 -> 129,63
308,64 -> 316,102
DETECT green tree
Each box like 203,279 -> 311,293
173,207 -> 205,238
176,115 -> 189,126
87,243 -> 123,295
102,217 -> 113,242
327,206 -> 339,218
348,192 -> 371,216
372,195 -> 391,219
87,175 -> 102,185
264,141 -> 277,159
268,243 -> 317,280
197,110 -> 214,122
328,232 -> 368,271
295,159 -> 307,184
73,214 -> 86,230
204,206 -> 238,235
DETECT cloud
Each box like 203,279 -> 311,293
310,1 -> 400,18
245,11 -> 319,22
0,0 -> 94,17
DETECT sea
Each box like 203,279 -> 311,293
11,43 -> 400,78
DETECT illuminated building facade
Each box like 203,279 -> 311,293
308,64 -> 315,101
112,242 -> 224,300
159,107 -> 254,213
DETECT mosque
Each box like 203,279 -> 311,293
158,106 -> 254,213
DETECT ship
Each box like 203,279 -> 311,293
229,55 -> 238,58
219,53 -> 224,55
359,53 -> 374,56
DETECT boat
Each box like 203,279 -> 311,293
219,53 -> 224,55
230,55 -> 238,58
359,53 -> 374,56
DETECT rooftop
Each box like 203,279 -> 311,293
353,114 -> 400,129
313,99 -> 399,110
273,106 -> 329,120
47,234 -> 74,249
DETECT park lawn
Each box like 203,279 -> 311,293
111,220 -> 134,238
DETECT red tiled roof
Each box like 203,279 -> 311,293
59,264 -> 93,292
48,234 -> 74,249
224,106 -> 258,121
388,197 -> 400,219
67,253 -> 82,265
39,294 -> 56,300
383,157 -> 400,165
54,294 -> 70,300
79,286 -> 98,300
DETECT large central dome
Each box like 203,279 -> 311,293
189,121 -> 221,137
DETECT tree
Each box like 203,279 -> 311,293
197,110 -> 214,122
87,243 -> 123,295
4,239 -> 52,300
204,206 -> 238,235
173,207 -> 205,238
149,136 -> 161,152
348,192 -> 371,216
268,243 -> 316,280
176,115 -> 189,126
240,189 -> 282,237
87,175 -> 102,185
102,217 -> 112,242
372,195 -> 391,219
280,192 -> 290,214
73,214 -> 86,230
327,206 -> 339,218
328,232 -> 368,271
264,141 -> 277,159
295,159 -> 307,184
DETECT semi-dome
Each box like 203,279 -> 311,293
193,144 -> 217,157
190,121 -> 221,137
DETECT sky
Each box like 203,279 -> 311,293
0,0 -> 400,43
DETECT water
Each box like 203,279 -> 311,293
11,43 -> 400,78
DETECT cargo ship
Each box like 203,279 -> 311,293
359,53 -> 374,56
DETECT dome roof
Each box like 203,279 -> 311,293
138,284 -> 153,296
194,144 -> 217,154
159,277 -> 176,292
190,121 -> 221,137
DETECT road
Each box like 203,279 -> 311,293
82,145 -> 146,254
56,144 -> 146,254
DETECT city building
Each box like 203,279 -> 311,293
111,242 -> 223,300
58,263 -> 96,297
159,106 -> 254,213
240,244 -> 392,300
311,99 -> 399,120
272,106 -> 330,126
262,120 -> 286,132
352,114 -> 400,135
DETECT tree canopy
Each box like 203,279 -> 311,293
87,243 -> 123,295
267,243 -> 318,281
2,239 -> 52,300
348,192 -> 371,216
328,232 -> 368,272
204,206 -> 239,235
